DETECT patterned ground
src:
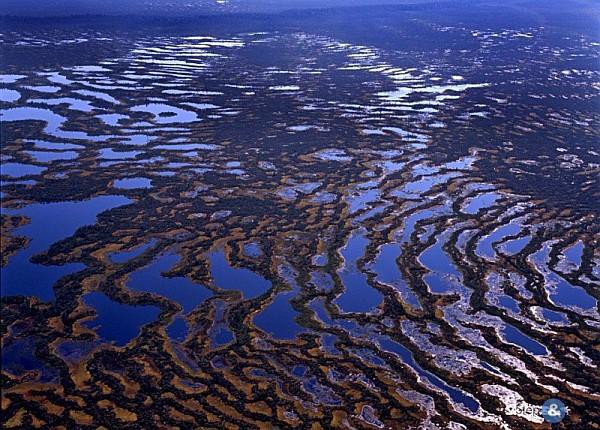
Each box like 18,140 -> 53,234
1,10 -> 599,429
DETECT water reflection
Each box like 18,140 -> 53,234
1,195 -> 131,300
82,292 -> 160,347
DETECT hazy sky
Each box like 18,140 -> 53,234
2,0 -> 439,16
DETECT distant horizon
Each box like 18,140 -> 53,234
2,0 -> 598,42
1,0 -> 449,17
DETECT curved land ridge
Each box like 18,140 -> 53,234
1,7 -> 599,430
